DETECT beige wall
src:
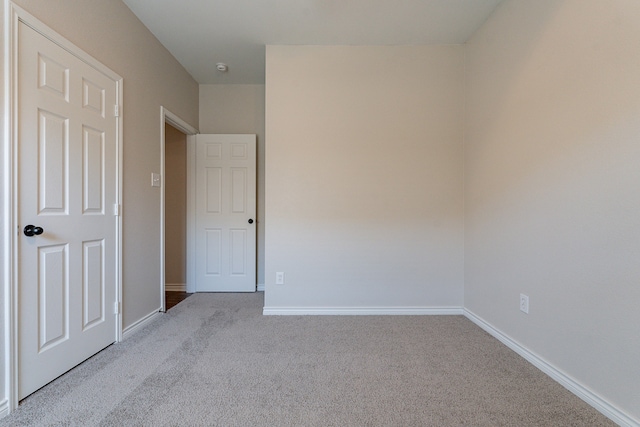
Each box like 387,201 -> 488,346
465,0 -> 640,420
199,84 -> 266,286
164,124 -> 187,286
0,0 -> 199,361
265,45 -> 465,309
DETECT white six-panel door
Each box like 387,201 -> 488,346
18,21 -> 118,399
195,135 -> 256,292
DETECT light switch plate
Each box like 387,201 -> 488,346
151,173 -> 161,187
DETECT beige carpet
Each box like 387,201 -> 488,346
1,293 -> 614,426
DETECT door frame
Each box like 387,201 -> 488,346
159,107 -> 198,306
2,3 -> 124,413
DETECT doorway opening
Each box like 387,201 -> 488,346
159,107 -> 198,311
164,123 -> 191,309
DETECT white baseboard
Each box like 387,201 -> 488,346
263,306 -> 463,316
165,283 -> 186,292
0,399 -> 8,420
257,283 -> 265,291
122,309 -> 162,340
464,309 -> 639,427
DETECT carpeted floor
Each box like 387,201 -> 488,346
1,293 -> 614,426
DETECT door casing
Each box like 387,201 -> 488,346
2,2 -> 123,413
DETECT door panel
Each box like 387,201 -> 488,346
38,244 -> 68,350
38,110 -> 68,213
206,167 -> 222,213
230,229 -> 247,275
206,228 -> 222,275
195,135 -> 256,292
231,168 -> 247,213
82,239 -> 105,329
18,21 -> 118,399
82,126 -> 105,214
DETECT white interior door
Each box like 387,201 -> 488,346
18,21 -> 118,399
195,134 -> 256,292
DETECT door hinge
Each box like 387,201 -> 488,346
114,301 -> 121,315
113,203 -> 121,216
114,104 -> 121,117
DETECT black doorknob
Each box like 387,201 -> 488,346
24,225 -> 44,237
248,219 -> 254,224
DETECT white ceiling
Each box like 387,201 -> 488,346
122,0 -> 504,84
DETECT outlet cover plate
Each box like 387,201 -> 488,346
520,294 -> 529,314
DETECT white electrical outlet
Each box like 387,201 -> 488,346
275,272 -> 285,285
520,294 -> 529,314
